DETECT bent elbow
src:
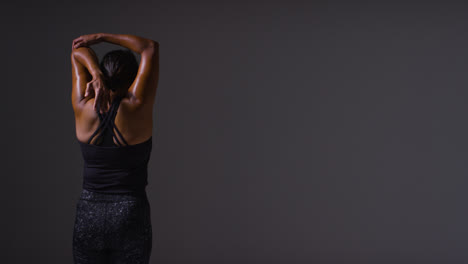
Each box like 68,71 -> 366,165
142,40 -> 159,56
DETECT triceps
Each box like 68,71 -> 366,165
72,47 -> 102,78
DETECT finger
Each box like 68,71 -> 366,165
74,41 -> 82,49
88,81 -> 95,96
85,82 -> 90,97
72,38 -> 80,47
74,37 -> 82,45
74,39 -> 85,49
93,96 -> 97,111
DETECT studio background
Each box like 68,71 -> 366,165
2,1 -> 468,263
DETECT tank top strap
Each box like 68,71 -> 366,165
111,95 -> 129,146
110,115 -> 129,146
86,106 -> 113,145
87,95 -> 128,146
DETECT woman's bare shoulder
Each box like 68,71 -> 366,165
120,93 -> 155,114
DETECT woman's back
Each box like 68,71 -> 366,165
75,92 -> 154,146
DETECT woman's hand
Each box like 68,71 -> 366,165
72,34 -> 102,49
85,73 -> 111,114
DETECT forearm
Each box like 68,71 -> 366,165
72,47 -> 102,77
97,33 -> 157,54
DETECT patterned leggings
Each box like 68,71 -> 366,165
73,189 -> 152,264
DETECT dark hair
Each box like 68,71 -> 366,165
99,49 -> 138,94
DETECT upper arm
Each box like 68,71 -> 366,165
128,41 -> 159,108
71,51 -> 91,113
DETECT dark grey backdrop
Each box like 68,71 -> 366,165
2,1 -> 468,263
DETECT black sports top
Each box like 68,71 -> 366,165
77,95 -> 152,194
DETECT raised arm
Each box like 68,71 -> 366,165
98,33 -> 159,109
71,47 -> 106,112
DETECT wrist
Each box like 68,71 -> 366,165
97,33 -> 109,42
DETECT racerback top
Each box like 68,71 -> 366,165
77,95 -> 152,194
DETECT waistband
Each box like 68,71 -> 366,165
79,188 -> 148,203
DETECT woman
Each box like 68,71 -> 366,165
70,33 -> 159,263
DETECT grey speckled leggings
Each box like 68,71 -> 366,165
73,189 -> 152,264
